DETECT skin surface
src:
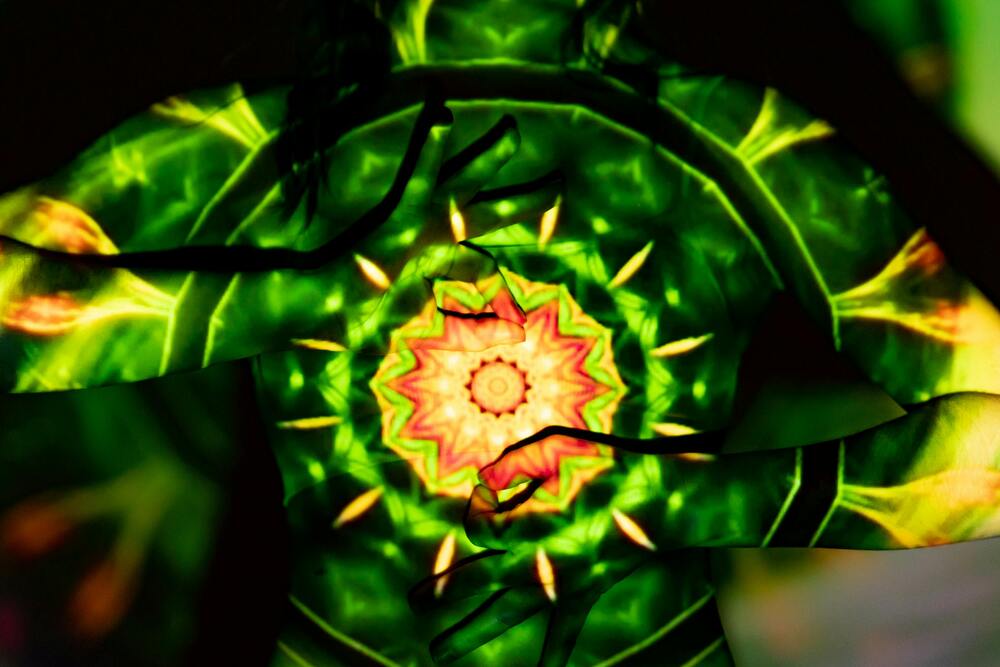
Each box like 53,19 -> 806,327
3,3 -> 1000,666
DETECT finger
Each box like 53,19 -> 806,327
464,481 -> 563,550
538,597 -> 596,667
462,169 -> 564,239
350,104 -> 454,280
415,115 -> 523,247
430,587 -> 548,665
478,436 -> 558,492
479,425 -> 728,492
436,114 -> 520,203
390,117 -> 455,226
425,244 -> 526,330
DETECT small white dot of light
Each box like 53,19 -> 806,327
490,432 -> 506,446
437,378 -> 451,392
443,405 -> 457,419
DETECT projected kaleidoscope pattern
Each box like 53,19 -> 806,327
371,272 -> 625,510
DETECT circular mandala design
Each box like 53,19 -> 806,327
371,272 -> 626,510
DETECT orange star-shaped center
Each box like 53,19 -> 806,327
371,272 -> 625,511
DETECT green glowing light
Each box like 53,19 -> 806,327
592,216 -> 611,234
692,380 -> 707,401
307,461 -> 326,482
668,491 -> 683,512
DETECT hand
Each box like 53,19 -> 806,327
409,438 -> 680,666
410,482 -> 649,666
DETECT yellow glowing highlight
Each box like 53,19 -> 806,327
394,0 -> 435,63
832,229 -> 974,343
674,452 -> 716,463
433,531 -> 457,598
2,295 -> 168,337
738,88 -> 834,165
609,241 -> 653,288
276,416 -> 342,430
840,469 -> 1000,547
292,338 -> 347,352
354,254 -> 391,291
151,85 -> 268,149
611,508 -> 657,552
332,487 -> 384,529
538,197 -> 561,248
449,198 -> 466,242
31,198 -> 118,254
650,333 -> 714,358
652,422 -> 698,437
535,546 -> 557,602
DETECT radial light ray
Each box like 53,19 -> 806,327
535,546 -> 557,603
332,487 -> 385,529
611,508 -> 657,551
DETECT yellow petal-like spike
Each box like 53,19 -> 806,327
675,452 -> 716,463
535,546 -> 557,602
738,88 -> 834,164
538,197 -> 561,248
354,254 -> 391,291
611,508 -> 657,552
332,487 -> 384,529
291,338 -> 347,353
650,333 -> 714,358
651,422 -> 698,437
609,241 -> 654,288
276,416 -> 342,430
433,531 -> 457,598
449,198 -> 467,243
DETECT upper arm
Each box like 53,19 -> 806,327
0,85 -> 296,392
715,85 -> 1000,404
